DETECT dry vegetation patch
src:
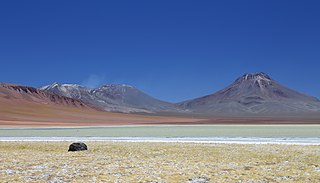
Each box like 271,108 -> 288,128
0,142 -> 319,182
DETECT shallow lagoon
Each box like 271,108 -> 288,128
1,125 -> 319,138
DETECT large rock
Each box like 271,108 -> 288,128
68,142 -> 88,152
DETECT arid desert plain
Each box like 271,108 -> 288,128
1,141 -> 320,182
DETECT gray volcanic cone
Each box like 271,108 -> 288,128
178,72 -> 320,117
91,84 -> 177,113
40,83 -> 178,113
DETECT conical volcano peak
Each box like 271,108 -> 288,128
236,72 -> 272,83
179,71 -> 320,116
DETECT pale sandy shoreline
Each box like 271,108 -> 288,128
2,124 -> 319,146
0,125 -> 320,145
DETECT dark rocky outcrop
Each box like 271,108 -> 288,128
68,142 -> 88,151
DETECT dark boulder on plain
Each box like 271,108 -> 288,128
68,142 -> 88,152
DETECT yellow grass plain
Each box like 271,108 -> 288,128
1,141 -> 319,182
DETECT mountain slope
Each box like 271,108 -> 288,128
0,83 -> 89,109
0,82 -> 92,122
40,83 -> 179,113
0,83 -> 198,126
178,72 -> 320,116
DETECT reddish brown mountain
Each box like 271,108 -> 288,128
0,83 -> 89,109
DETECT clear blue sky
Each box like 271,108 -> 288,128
0,0 -> 319,102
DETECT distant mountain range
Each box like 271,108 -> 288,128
0,82 -> 195,126
39,83 -> 180,113
1,72 -> 320,118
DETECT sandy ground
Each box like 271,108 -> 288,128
0,141 -> 319,182
1,118 -> 320,128
0,95 -> 204,127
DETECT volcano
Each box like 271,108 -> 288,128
178,72 -> 320,117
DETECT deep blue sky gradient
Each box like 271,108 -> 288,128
0,0 -> 320,102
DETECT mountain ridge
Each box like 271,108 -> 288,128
40,82 -> 180,114
0,82 -> 92,109
3,72 -> 319,117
